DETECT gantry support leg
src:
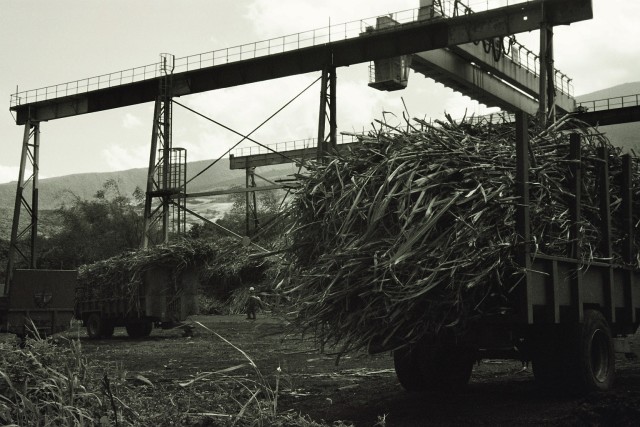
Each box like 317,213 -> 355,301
142,54 -> 175,248
5,119 -> 41,294
317,65 -> 337,162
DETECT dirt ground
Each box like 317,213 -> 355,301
69,314 -> 640,426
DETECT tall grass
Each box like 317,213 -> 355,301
0,323 -> 354,426
0,331 -> 103,426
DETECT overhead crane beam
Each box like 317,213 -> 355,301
411,49 -> 540,115
10,0 -> 592,126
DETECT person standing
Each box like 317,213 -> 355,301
246,287 -> 262,320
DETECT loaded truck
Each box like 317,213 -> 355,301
75,265 -> 199,339
1,265 -> 199,340
390,117 -> 640,394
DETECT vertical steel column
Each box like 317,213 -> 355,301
244,167 -> 259,237
538,20 -> 556,124
30,123 -> 40,268
568,134 -> 582,259
245,168 -> 251,236
162,97 -> 172,244
142,54 -> 174,247
142,100 -> 161,248
515,111 -> 533,323
597,145 -> 615,323
176,149 -> 187,235
568,133 -> 584,322
622,155 -> 634,263
621,154 -> 636,323
5,119 -> 41,294
251,171 -> 259,232
317,65 -> 337,162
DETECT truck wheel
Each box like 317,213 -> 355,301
420,344 -> 475,393
86,313 -> 104,339
102,322 -> 115,338
125,321 -> 153,338
394,345 -> 428,392
572,309 -> 615,392
139,321 -> 153,337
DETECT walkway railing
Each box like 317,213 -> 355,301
10,0 -> 573,109
577,94 -> 640,112
232,135 -> 359,158
232,110 -> 518,159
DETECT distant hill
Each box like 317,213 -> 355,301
0,159 -> 299,240
576,82 -> 640,103
0,159 -> 299,211
576,81 -> 640,153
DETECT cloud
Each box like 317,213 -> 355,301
178,74 -> 323,155
101,145 -> 149,171
122,112 -> 142,129
0,165 -> 19,184
245,0 -> 417,38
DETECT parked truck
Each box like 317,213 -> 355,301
0,269 -> 77,338
75,265 -> 199,339
1,264 -> 199,340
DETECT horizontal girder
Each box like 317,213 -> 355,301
11,0 -> 592,125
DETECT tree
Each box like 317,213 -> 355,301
39,180 -> 144,268
194,188 -> 289,244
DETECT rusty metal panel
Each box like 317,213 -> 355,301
143,266 -> 199,322
9,269 -> 76,311
5,269 -> 77,335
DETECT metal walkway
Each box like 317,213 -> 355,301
9,0 -> 592,126
575,94 -> 640,126
229,92 -> 640,170
229,135 -> 359,169
404,1 -> 575,115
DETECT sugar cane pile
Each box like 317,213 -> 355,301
279,115 -> 640,356
77,238 -> 262,314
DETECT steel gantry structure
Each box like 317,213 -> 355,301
6,0 -> 593,292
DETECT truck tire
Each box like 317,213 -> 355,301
532,310 -> 615,393
420,344 -> 475,393
102,322 -> 115,338
572,309 -> 615,392
125,321 -> 153,338
86,313 -> 105,339
393,345 -> 428,392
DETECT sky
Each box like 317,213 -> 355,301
1,0 -> 639,185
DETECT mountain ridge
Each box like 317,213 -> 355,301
0,159 -> 299,211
